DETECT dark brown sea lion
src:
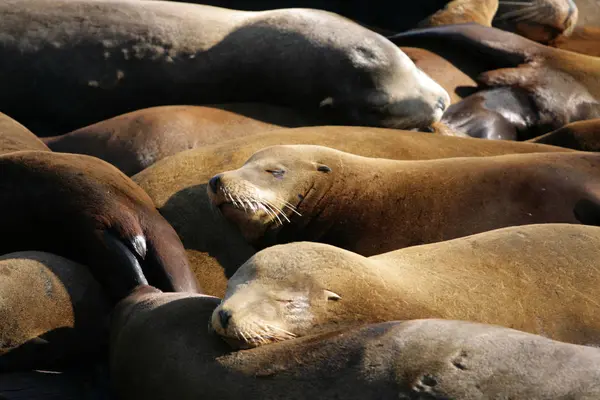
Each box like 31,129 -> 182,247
0,0 -> 449,136
529,118 -> 600,151
0,252 -> 109,372
0,112 -> 49,155
208,145 -> 600,256
493,0 -> 578,43
213,224 -> 600,347
133,126 -> 570,296
0,151 -> 199,301
551,26 -> 600,56
43,104 -> 322,176
389,23 -> 600,139
110,285 -> 600,400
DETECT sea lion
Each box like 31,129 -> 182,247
208,145 -> 600,256
133,127 -> 570,296
551,26 -> 600,56
111,285 -> 600,400
418,0 -> 499,28
0,0 -> 449,136
0,151 -> 199,301
389,23 -> 600,139
212,223 -> 600,348
43,104 -> 322,176
493,0 -> 578,43
528,118 -> 600,151
0,112 -> 49,155
0,252 -> 109,372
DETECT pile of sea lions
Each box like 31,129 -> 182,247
1,0 -> 600,399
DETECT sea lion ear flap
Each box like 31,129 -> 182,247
324,290 -> 341,301
319,97 -> 334,108
316,164 -> 332,173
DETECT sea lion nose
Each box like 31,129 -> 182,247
218,309 -> 232,329
209,174 -> 222,193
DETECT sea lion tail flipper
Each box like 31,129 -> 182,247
574,198 -> 600,226
387,23 -> 538,66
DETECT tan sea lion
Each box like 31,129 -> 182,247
44,104 -> 323,175
0,151 -> 199,301
573,0 -> 600,26
418,0 -> 499,28
493,0 -> 578,43
133,127 -> 570,296
111,285 -> 600,400
551,26 -> 600,56
208,145 -> 599,256
0,252 -> 109,372
43,104 -> 322,176
0,0 -> 449,136
0,112 -> 49,155
212,224 -> 600,348
529,118 -> 600,151
390,23 -> 600,139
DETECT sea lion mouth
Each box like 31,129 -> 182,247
212,184 -> 301,229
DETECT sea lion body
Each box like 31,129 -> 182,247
111,286 -> 600,400
529,118 -> 600,151
0,252 -> 109,372
208,145 -> 599,256
213,224 -> 600,347
0,0 -> 448,135
0,112 -> 49,155
43,104 -> 322,176
390,23 -> 600,139
133,127 -> 569,296
551,26 -> 600,56
0,151 -> 199,301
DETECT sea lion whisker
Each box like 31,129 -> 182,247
263,202 -> 285,226
263,323 -> 297,338
263,200 -> 291,223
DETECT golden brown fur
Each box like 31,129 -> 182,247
213,224 -> 600,348
529,118 -> 600,151
0,112 -> 49,155
551,26 -> 600,56
401,47 -> 478,105
0,252 -> 109,372
111,285 -> 600,399
419,0 -> 499,28
0,151 -> 199,301
43,104 -> 321,176
209,145 -> 599,256
133,126 -> 569,296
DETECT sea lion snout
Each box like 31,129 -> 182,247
218,309 -> 232,329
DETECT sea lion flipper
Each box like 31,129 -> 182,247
388,23 -> 540,67
477,65 -> 538,89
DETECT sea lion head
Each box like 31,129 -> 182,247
207,145 -> 342,246
210,242 -> 360,349
317,30 -> 450,129
494,0 -> 578,43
